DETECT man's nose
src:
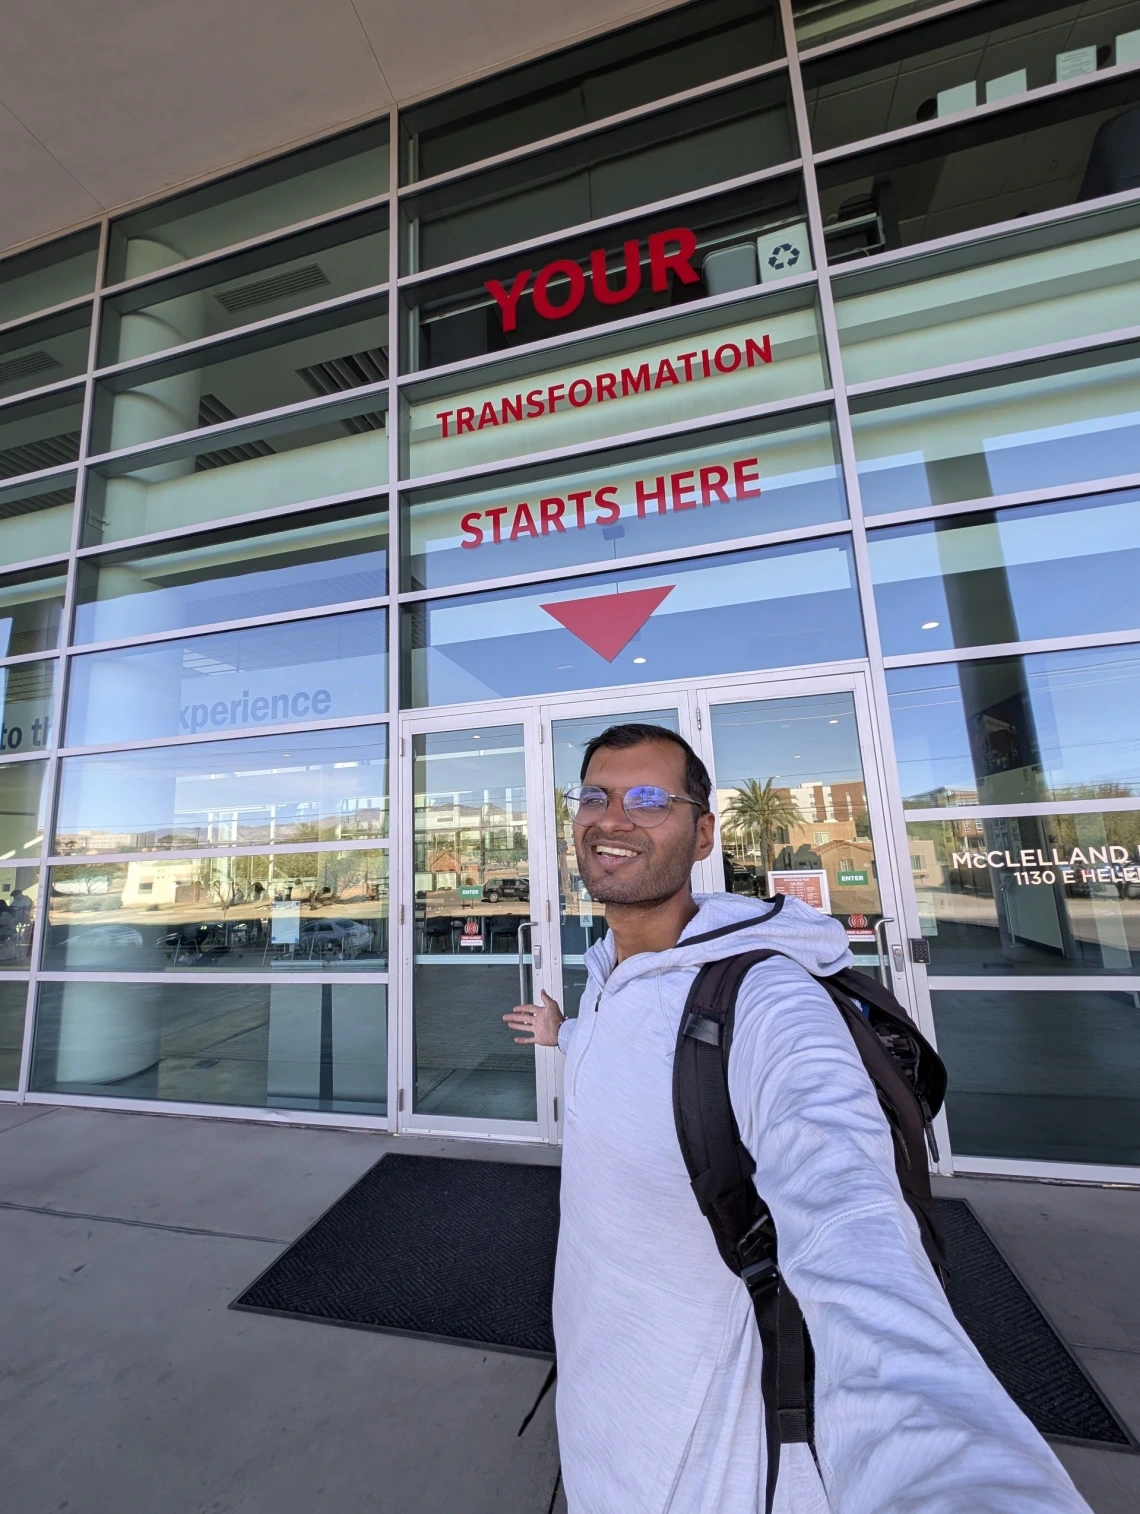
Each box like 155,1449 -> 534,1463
595,791 -> 635,829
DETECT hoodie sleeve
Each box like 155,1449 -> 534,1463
557,1017 -> 577,1054
726,954 -> 1091,1514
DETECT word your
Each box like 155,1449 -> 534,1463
459,455 -> 762,549
486,228 -> 700,331
180,688 -> 333,735
435,334 -> 772,441
1,716 -> 51,752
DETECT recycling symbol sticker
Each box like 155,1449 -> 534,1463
767,242 -> 802,271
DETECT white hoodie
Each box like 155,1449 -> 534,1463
553,891 -> 1091,1514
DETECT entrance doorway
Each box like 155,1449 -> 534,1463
397,670 -> 913,1142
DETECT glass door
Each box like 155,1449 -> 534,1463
698,675 -> 910,999
399,708 -> 555,1138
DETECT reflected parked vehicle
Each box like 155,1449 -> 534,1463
482,872 -> 530,903
299,918 -> 373,958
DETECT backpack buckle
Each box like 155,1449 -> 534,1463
737,1207 -> 779,1296
740,1255 -> 780,1298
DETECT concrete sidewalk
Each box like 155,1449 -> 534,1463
0,1103 -> 1137,1514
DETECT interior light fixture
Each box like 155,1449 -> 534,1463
921,620 -> 940,630
828,719 -> 839,725
633,656 -> 647,664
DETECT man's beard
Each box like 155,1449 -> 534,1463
575,826 -> 696,907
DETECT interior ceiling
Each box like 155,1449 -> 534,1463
0,0 -> 687,262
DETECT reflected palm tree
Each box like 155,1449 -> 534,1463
722,778 -> 804,877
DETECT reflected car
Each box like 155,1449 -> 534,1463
482,874 -> 530,903
75,923 -> 146,950
300,918 -> 373,957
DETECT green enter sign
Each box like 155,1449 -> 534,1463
837,871 -> 869,886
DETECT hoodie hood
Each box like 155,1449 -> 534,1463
585,889 -> 853,988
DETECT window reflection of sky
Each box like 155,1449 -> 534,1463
408,536 -> 864,704
869,489 -> 1140,655
888,646 -> 1140,805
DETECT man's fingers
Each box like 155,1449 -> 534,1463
540,989 -> 561,1013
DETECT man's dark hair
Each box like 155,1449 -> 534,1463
580,723 -> 712,813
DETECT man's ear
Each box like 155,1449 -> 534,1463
694,809 -> 716,862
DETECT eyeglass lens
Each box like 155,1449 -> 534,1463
571,785 -> 673,827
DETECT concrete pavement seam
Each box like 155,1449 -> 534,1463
0,1199 -> 286,1244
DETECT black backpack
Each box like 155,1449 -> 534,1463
672,940 -> 948,1514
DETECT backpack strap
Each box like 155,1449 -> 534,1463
673,950 -> 813,1514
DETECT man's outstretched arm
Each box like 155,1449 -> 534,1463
728,955 -> 1091,1514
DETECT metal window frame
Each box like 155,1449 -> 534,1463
0,4 -> 1137,1180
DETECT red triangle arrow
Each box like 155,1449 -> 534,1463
540,585 -> 674,662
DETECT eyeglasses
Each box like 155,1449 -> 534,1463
565,784 -> 704,829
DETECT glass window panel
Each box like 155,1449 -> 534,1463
836,215 -> 1140,384
0,228 -> 99,327
0,305 -> 92,404
870,489 -> 1140,655
406,289 -> 826,477
0,564 -> 66,656
0,471 -> 76,567
853,346 -> 1140,516
31,980 -> 388,1114
406,177 -> 808,373
932,988 -> 1140,1166
0,386 -> 84,484
0,979 -> 29,1087
402,0 -> 783,182
792,0 -> 948,49
107,122 -> 390,284
0,662 -> 56,758
65,609 -> 387,748
710,692 -> 887,981
54,728 -> 388,856
42,850 -> 388,975
0,866 -> 37,973
887,646 -> 1140,807
818,76 -> 1140,258
412,725 -> 536,1120
804,0 -> 1140,154
74,499 -> 387,645
403,76 -> 797,274
404,535 -> 862,705
83,393 -> 389,548
0,760 -> 48,856
907,811 -> 1140,974
404,407 -> 843,590
92,296 -> 388,456
100,208 -> 389,367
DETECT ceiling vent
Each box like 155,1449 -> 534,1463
0,431 -> 81,480
195,394 -> 275,472
298,346 -> 388,396
215,263 -> 330,314
0,349 -> 63,388
297,348 -> 388,434
0,485 -> 74,520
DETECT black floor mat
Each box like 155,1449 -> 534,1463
233,1155 -> 560,1357
936,1197 -> 1131,1447
232,1157 -> 1133,1447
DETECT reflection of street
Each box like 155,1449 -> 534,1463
920,888 -> 1140,971
46,896 -> 389,970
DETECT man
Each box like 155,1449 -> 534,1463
504,723 -> 1090,1514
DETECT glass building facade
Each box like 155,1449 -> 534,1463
1,0 -> 1139,1176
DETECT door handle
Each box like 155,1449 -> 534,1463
517,920 -> 532,1005
873,916 -> 894,979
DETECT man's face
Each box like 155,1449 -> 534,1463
574,739 -> 716,906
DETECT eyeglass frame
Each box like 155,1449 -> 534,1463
565,783 -> 708,829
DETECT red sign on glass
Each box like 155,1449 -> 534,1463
486,227 -> 701,331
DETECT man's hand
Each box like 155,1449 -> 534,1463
503,989 -> 564,1046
